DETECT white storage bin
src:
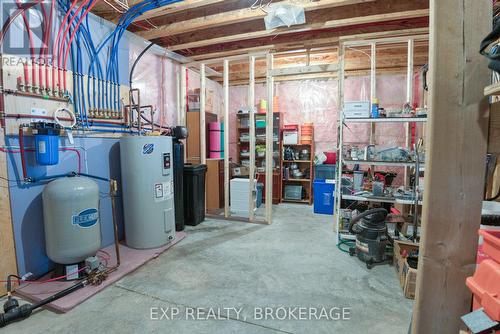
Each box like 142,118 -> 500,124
344,101 -> 370,118
283,131 -> 299,145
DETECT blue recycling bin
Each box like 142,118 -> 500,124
313,179 -> 335,215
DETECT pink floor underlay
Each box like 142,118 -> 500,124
15,231 -> 187,313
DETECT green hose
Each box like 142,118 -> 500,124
337,238 -> 355,253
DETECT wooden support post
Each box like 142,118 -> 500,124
200,63 -> 206,165
335,43 -> 345,239
0,130 -> 18,294
369,42 -> 376,145
223,60 -> 230,218
180,65 -> 187,161
176,68 -> 181,125
406,39 -> 414,105
248,56 -> 256,221
412,1 -> 491,332
265,54 -> 274,223
405,39 -> 415,187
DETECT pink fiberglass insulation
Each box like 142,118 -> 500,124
129,43 -> 179,127
187,69 -> 224,119
228,73 -> 424,186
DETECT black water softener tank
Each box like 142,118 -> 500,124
171,124 -> 188,231
173,139 -> 185,231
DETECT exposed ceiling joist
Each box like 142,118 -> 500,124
138,0 -> 376,40
270,64 -> 339,77
189,27 -> 428,61
190,37 -> 340,61
165,9 -> 429,51
224,66 -> 425,86
135,0 -> 227,22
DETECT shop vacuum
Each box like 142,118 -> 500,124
348,208 -> 392,269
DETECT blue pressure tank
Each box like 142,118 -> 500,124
33,122 -> 61,165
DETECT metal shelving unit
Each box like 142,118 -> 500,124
344,117 -> 427,123
334,36 -> 428,244
335,114 -> 426,243
343,160 -> 424,167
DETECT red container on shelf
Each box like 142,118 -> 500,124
283,124 -> 299,131
479,230 -> 500,263
324,152 -> 336,165
466,259 -> 500,321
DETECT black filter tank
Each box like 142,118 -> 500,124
173,139 -> 185,231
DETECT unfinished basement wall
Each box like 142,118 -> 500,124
187,70 -> 224,120
228,73 -> 423,186
129,43 -> 180,127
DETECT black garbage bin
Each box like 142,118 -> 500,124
183,164 -> 207,226
173,139 -> 185,231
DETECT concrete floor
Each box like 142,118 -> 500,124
2,204 -> 413,333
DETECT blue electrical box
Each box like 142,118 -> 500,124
33,122 -> 61,166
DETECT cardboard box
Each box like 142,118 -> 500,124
401,222 -> 421,238
394,240 -> 419,299
232,166 -> 249,176
403,260 -> 418,299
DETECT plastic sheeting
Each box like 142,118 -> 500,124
264,3 -> 306,29
129,43 -> 180,128
129,45 -> 224,128
187,69 -> 224,119
228,73 -> 424,186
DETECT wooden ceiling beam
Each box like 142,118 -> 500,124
190,37 -> 340,61
189,27 -> 428,61
219,65 -> 427,85
165,9 -> 429,51
138,0 -> 376,40
135,0 -> 227,22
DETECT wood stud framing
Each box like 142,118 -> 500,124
265,54 -> 274,223
200,63 -> 206,165
180,65 -> 187,161
404,38 -> 415,186
248,56 -> 256,222
223,59 -> 230,218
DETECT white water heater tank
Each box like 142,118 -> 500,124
42,176 -> 101,264
120,135 -> 175,249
